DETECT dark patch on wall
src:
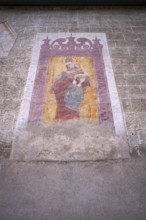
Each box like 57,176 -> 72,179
0,0 -> 146,6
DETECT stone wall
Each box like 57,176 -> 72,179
0,6 -> 146,159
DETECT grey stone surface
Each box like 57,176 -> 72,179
0,6 -> 146,158
0,158 -> 146,220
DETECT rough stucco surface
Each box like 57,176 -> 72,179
11,122 -> 128,161
0,6 -> 146,160
0,159 -> 146,220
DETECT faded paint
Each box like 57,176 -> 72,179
43,56 -> 99,123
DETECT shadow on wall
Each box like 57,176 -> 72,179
0,0 -> 146,6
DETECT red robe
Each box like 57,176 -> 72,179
53,71 -> 90,121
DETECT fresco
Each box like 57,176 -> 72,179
28,34 -> 114,127
11,33 -> 128,161
43,56 -> 98,123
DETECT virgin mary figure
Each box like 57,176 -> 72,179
52,57 -> 90,121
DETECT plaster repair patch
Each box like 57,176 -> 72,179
11,33 -> 129,161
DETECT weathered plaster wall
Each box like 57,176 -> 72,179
0,6 -> 146,159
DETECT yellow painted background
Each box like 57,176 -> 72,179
42,56 -> 99,123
